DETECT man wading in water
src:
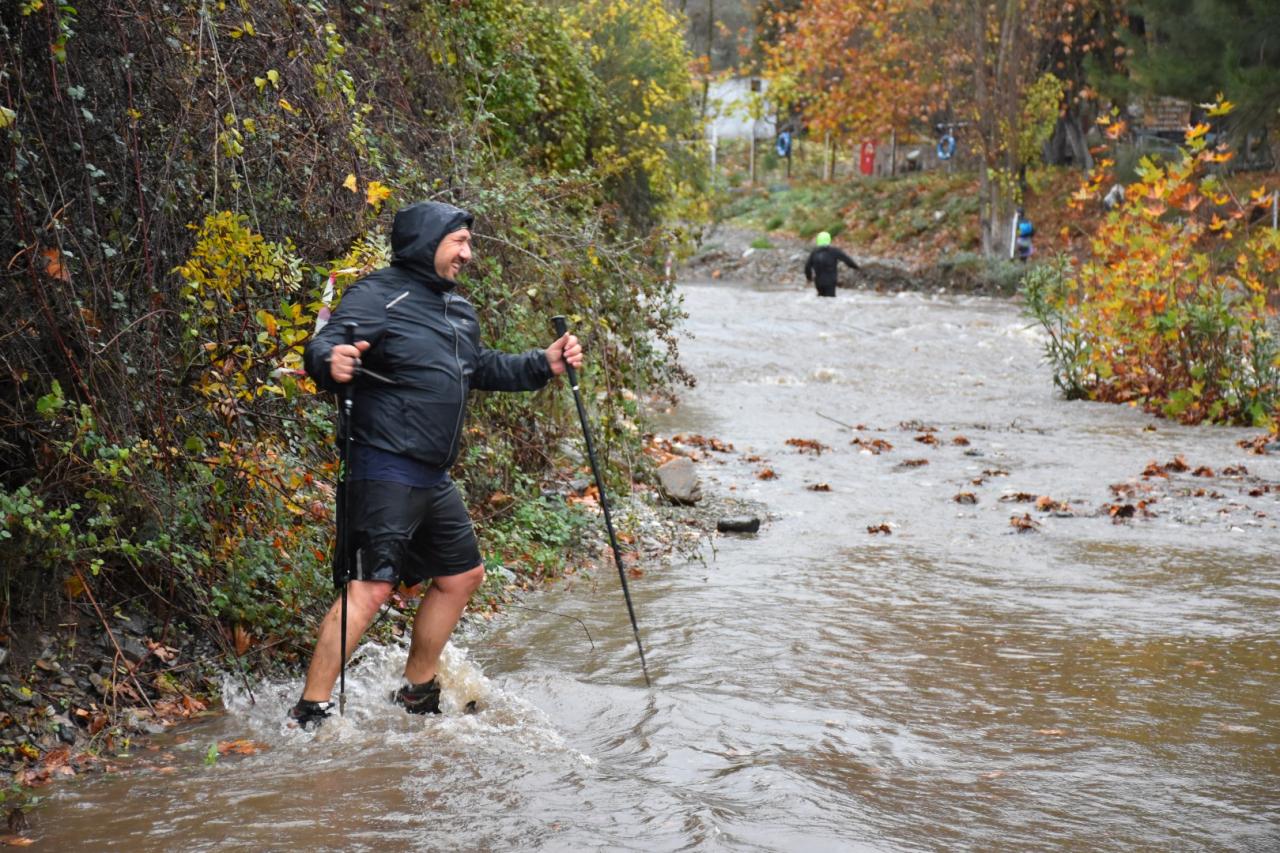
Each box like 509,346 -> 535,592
803,231 -> 859,297
290,201 -> 583,729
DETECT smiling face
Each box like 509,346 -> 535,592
434,227 -> 473,280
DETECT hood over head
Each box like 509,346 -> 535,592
815,231 -> 832,247
390,201 -> 474,288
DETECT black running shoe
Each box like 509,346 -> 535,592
288,699 -> 331,730
391,678 -> 442,715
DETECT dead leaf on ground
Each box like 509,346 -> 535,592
233,624 -> 252,656
866,523 -> 892,535
1010,513 -> 1039,532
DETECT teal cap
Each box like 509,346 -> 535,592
815,231 -> 832,247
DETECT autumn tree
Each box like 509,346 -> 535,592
763,0 -> 941,145
959,0 -> 1070,254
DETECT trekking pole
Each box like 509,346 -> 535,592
551,316 -> 651,687
338,321 -> 357,715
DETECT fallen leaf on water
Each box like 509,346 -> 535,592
1034,495 -> 1071,513
866,523 -> 892,535
1106,503 -> 1136,520
999,492 -> 1037,503
953,492 -> 977,504
1,836 -> 35,847
851,437 -> 893,453
913,434 -> 939,446
756,468 -> 777,480
982,469 -> 1010,477
980,771 -> 1004,780
900,458 -> 928,468
1221,465 -> 1248,476
785,437 -> 830,455
1036,728 -> 1065,736
627,567 -> 644,579
1010,513 -> 1039,532
952,435 -> 971,446
1236,435 -> 1272,455
217,739 -> 267,757
898,420 -> 936,432
1192,466 -> 1214,477
807,483 -> 832,491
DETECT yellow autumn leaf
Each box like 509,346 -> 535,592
0,106 -> 15,128
278,98 -> 297,114
365,180 -> 392,208
342,173 -> 358,193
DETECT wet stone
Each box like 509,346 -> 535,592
717,516 -> 761,534
119,636 -> 150,663
657,457 -> 703,505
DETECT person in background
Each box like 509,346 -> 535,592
1014,218 -> 1035,262
803,231 -> 859,297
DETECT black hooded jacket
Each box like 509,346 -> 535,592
804,246 -> 858,294
304,202 -> 553,470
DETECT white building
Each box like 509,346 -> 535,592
704,77 -> 775,141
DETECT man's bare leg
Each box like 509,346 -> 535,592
301,579 -> 394,702
403,565 -> 485,684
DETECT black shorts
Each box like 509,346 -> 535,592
339,479 -> 482,587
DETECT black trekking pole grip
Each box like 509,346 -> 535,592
552,315 -> 578,387
338,321 -> 357,716
550,315 -> 651,687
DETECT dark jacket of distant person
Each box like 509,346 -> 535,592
804,232 -> 858,297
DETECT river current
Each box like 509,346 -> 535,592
32,276 -> 1280,851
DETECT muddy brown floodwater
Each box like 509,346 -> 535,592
30,274 -> 1280,851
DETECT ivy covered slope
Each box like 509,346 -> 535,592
0,2 -> 704,670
